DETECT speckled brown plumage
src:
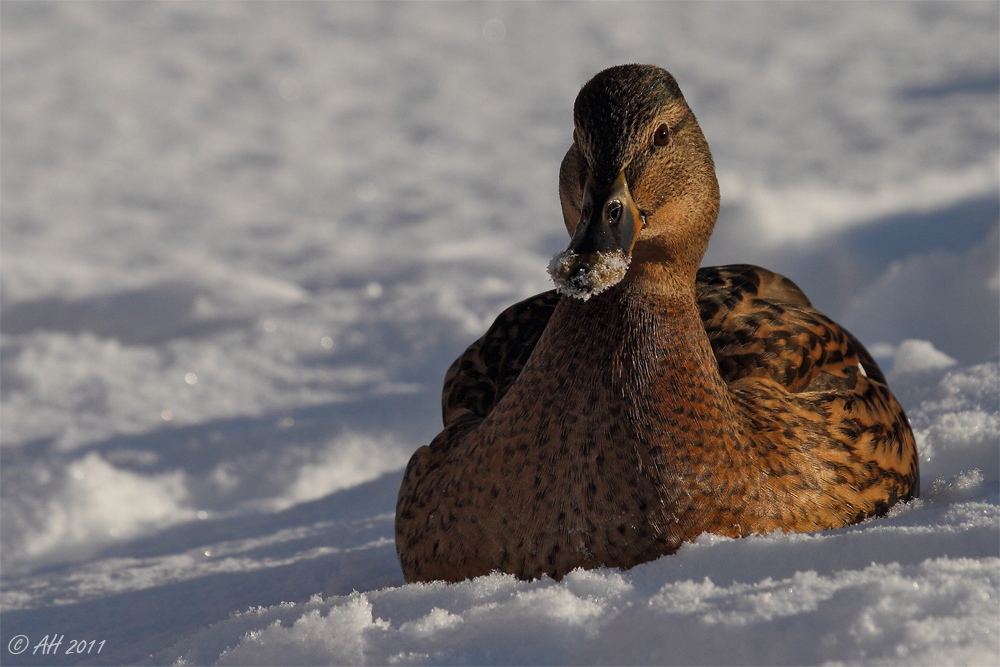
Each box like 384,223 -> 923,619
395,65 -> 919,583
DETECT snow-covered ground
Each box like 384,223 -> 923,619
1,2 -> 997,665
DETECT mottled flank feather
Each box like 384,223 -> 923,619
395,65 -> 919,583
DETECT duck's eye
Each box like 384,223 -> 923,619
653,123 -> 670,147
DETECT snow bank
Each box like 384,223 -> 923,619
163,558 -> 998,666
891,340 -> 958,375
0,451 -> 194,570
0,429 -> 411,572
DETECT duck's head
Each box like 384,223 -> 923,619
548,65 -> 720,300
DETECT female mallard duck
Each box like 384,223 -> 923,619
395,64 -> 919,583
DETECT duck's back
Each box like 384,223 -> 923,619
696,264 -> 887,390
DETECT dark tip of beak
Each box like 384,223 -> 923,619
567,171 -> 643,257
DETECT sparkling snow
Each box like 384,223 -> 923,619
1,2 -> 997,665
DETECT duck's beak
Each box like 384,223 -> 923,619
569,170 -> 643,256
548,170 -> 643,300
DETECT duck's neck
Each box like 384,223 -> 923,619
537,276 -> 739,451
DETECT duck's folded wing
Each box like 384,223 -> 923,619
697,264 -> 918,497
441,291 -> 561,426
697,264 -> 880,392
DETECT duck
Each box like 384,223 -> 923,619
395,64 -> 920,583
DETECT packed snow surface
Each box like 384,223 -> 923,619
1,2 -> 997,665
